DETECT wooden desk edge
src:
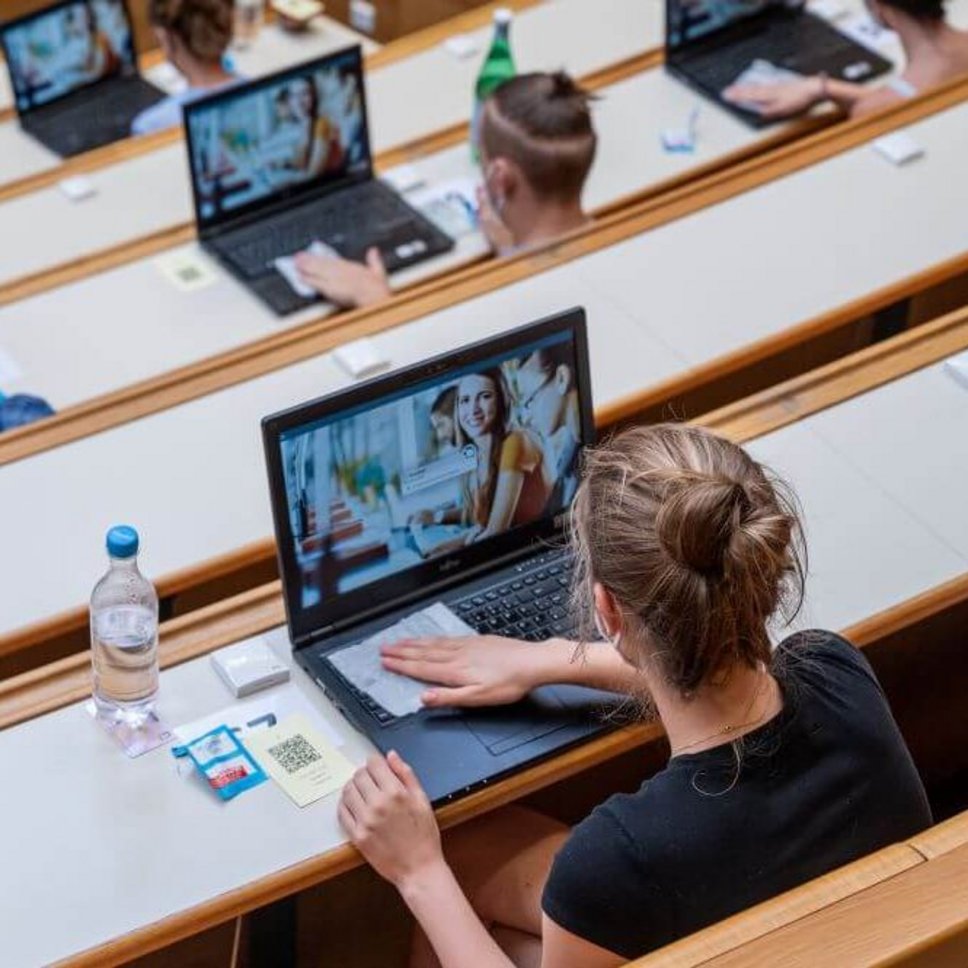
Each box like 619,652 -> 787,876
3,76 -> 967,472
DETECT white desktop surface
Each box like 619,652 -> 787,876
0,98 -> 966,637
804,361 -> 968,560
0,626 -> 377,968
2,355 -> 967,968
0,64 -> 781,398
0,272 -> 677,637
749,418 -> 967,634
574,102 -> 968,367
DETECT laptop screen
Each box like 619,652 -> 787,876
263,309 -> 593,646
667,0 -> 784,49
184,46 -> 372,233
1,0 -> 135,114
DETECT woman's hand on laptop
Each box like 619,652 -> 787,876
382,635 -> 544,708
295,246 -> 391,308
722,77 -> 825,119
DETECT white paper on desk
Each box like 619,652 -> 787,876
410,177 -> 480,240
327,603 -> 476,717
0,346 -> 24,388
442,33 -> 481,59
838,12 -> 897,53
730,59 -> 804,90
154,249 -> 219,293
173,688 -> 344,749
943,350 -> 968,392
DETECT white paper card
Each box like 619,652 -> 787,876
332,336 -> 389,378
872,132 -> 924,166
327,603 -> 475,717
173,688 -> 344,749
838,12 -> 897,53
381,164 -> 426,194
0,346 -> 24,387
943,350 -> 968,391
443,33 -> 481,59
273,240 -> 338,297
155,249 -> 219,292
810,0 -> 848,20
59,176 -> 96,202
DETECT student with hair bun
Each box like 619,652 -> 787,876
294,70 -> 598,308
337,423 -> 930,967
725,0 -> 968,118
131,0 -> 237,135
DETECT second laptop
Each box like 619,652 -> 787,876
183,45 -> 454,316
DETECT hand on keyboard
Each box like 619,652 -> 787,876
293,245 -> 391,309
723,76 -> 824,119
380,634 -> 548,708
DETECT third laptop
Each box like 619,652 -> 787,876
184,45 -> 454,316
666,0 -> 893,126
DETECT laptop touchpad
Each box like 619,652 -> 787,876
462,687 -> 572,756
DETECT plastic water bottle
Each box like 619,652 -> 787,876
90,526 -> 159,722
471,8 -> 516,162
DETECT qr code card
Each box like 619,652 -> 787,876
247,713 -> 354,808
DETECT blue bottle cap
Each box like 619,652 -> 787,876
106,525 -> 139,559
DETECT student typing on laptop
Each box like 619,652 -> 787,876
338,424 -> 931,966
131,0 -> 238,135
724,0 -> 968,118
294,71 -> 597,308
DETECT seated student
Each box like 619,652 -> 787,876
131,0 -> 237,136
724,0 -> 968,119
337,423 -> 931,967
294,70 -> 597,308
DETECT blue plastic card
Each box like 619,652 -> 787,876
172,724 -> 267,800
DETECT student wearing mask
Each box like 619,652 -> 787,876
724,0 -> 968,118
131,0 -> 237,136
338,423 -> 931,967
294,70 -> 597,308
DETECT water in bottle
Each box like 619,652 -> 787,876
90,526 -> 159,723
471,8 -> 516,162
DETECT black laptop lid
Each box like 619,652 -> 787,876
263,308 -> 594,649
1,0 -> 137,115
183,45 -> 373,237
666,0 -> 802,55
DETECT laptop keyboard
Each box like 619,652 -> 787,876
28,79 -> 162,156
327,551 -> 580,726
218,182 -> 431,280
686,14 -> 869,92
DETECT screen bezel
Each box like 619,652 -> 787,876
183,45 -> 374,237
0,0 -> 136,115
262,308 -> 594,649
665,0 -> 799,55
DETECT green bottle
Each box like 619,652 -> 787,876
471,8 -> 516,162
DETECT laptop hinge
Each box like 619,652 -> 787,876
296,539 -> 559,651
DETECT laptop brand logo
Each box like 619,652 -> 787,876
440,558 -> 462,574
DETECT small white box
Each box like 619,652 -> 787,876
333,337 -> 389,378
211,637 -> 290,697
59,175 -> 96,201
872,132 -> 925,166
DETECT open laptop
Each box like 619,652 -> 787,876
665,0 -> 892,126
0,0 -> 163,157
184,46 -> 454,317
262,309 -> 623,804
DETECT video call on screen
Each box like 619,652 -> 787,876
279,333 -> 583,611
187,54 -> 370,223
6,0 -> 133,110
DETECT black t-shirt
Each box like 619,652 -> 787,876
541,631 -> 932,959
